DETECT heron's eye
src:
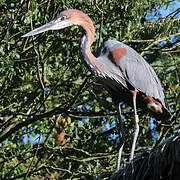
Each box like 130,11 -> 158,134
54,15 -> 66,23
60,16 -> 66,21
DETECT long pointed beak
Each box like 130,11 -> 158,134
22,19 -> 73,37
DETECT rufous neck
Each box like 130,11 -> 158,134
80,19 -> 95,48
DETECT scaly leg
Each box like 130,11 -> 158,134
116,103 -> 126,171
129,91 -> 139,162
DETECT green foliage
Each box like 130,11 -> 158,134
0,0 -> 179,179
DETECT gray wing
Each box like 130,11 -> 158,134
97,40 -> 167,109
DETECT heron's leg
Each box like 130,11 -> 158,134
116,103 -> 126,171
129,91 -> 139,162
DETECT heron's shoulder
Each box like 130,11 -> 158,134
102,40 -> 138,55
103,40 -> 126,49
98,40 -> 140,59
96,40 -> 124,56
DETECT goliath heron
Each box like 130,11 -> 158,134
22,9 -> 171,169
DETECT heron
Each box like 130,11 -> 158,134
22,9 -> 171,168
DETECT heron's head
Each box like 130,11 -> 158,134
22,9 -> 95,37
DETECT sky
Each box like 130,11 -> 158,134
146,1 -> 180,20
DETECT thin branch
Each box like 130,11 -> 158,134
0,104 -> 64,143
12,57 -> 36,62
68,111 -> 117,119
44,165 -> 72,174
66,153 -> 117,162
7,165 -> 46,180
96,4 -> 104,47
64,146 -> 115,157
141,32 -> 180,56
152,62 -> 180,68
24,133 -> 41,180
33,44 -> 45,92
166,8 -> 180,18
65,74 -> 91,110
33,64 -> 71,115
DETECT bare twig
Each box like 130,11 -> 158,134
33,64 -> 71,115
141,32 -> 180,56
96,4 -> 104,47
24,133 -> 42,180
13,57 -> 36,62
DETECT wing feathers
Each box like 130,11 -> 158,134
97,40 -> 167,109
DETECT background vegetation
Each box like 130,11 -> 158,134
0,0 -> 179,179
